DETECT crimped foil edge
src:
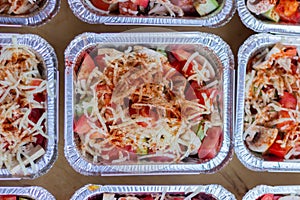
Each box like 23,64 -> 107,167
0,0 -> 60,27
0,186 -> 55,200
237,0 -> 300,34
0,33 -> 59,179
70,184 -> 236,200
67,0 -> 235,27
236,33 -> 300,172
243,185 -> 300,200
64,32 -> 234,175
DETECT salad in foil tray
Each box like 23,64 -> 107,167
88,192 -> 217,200
87,0 -> 220,17
244,43 -> 300,161
0,0 -> 43,15
246,0 -> 300,23
257,193 -> 300,200
74,44 -> 223,165
0,45 -> 47,175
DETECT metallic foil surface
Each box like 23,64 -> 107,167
0,0 -> 60,27
236,33 -> 300,172
0,33 -> 59,179
243,185 -> 300,200
70,184 -> 236,200
64,31 -> 234,176
0,186 -> 55,200
67,0 -> 235,27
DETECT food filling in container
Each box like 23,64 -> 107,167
237,0 -> 300,33
0,186 -> 55,200
236,33 -> 300,172
70,185 -> 236,200
67,0 -> 235,26
64,32 -> 234,175
0,0 -> 60,26
0,33 -> 58,179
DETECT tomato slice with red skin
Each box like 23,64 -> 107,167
171,49 -> 192,62
134,0 -> 149,8
94,54 -> 107,72
119,1 -> 138,15
267,139 -> 292,158
142,195 -> 154,200
90,0 -> 110,11
276,0 -> 300,23
74,115 -> 92,134
33,92 -> 46,103
78,53 -> 96,80
198,126 -> 223,160
260,193 -> 274,200
35,133 -> 46,147
30,79 -> 42,86
185,81 -> 215,105
276,110 -> 293,130
279,92 -> 297,109
28,108 -> 44,124
0,196 -> 17,200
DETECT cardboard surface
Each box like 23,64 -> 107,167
0,1 -> 297,200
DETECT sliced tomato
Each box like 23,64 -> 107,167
260,194 -> 274,200
279,91 -> 297,109
142,195 -> 154,200
134,0 -> 149,8
28,108 -> 44,123
119,1 -> 138,15
90,0 -> 110,11
34,133 -> 46,147
171,49 -> 192,62
0,196 -> 17,200
275,0 -> 300,22
74,115 -> 92,134
30,79 -> 42,86
276,110 -> 293,130
268,139 -> 292,158
284,47 -> 297,57
276,0 -> 299,17
198,126 -> 223,160
94,54 -> 107,72
78,53 -> 95,80
185,81 -> 216,105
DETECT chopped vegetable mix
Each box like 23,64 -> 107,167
247,0 -> 300,23
244,43 -> 300,161
88,0 -> 220,17
74,45 -> 223,164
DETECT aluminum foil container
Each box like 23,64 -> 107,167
237,0 -> 300,34
0,0 -> 60,27
64,31 -> 234,175
70,184 -> 236,200
0,186 -> 55,200
236,32 -> 300,172
0,33 -> 59,179
67,0 -> 235,27
243,185 -> 300,200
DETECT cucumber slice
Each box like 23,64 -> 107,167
194,0 -> 219,16
262,7 -> 280,22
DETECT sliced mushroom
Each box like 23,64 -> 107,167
245,125 -> 278,153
